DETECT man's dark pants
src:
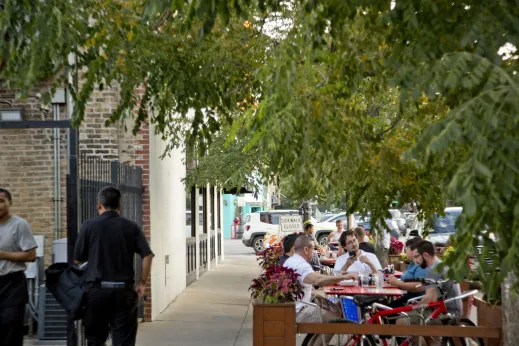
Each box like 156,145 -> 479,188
0,272 -> 28,346
83,284 -> 138,346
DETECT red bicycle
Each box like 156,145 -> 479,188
302,279 -> 482,346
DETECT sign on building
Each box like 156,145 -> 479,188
279,215 -> 303,234
237,197 -> 246,207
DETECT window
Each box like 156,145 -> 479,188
260,214 -> 268,223
270,215 -> 280,225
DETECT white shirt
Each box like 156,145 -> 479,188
333,250 -> 382,275
328,230 -> 343,242
283,253 -> 314,312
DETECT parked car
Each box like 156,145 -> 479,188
315,212 -> 371,246
320,212 -> 347,227
427,207 -> 463,246
242,210 -> 300,252
389,209 -> 407,234
242,209 -> 336,251
423,207 -> 495,275
320,213 -> 337,222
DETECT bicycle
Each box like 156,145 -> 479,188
302,278 -> 483,346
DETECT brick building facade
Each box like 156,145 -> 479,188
1,80 -> 223,325
0,82 -> 154,319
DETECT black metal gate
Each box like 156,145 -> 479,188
76,153 -> 144,316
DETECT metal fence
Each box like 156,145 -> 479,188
210,231 -> 217,265
186,238 -> 197,285
200,234 -> 208,272
185,187 -> 223,286
77,153 -> 144,317
217,231 -> 222,258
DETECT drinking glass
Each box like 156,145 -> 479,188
360,274 -> 370,286
375,272 -> 384,289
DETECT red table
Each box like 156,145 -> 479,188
324,285 -> 405,297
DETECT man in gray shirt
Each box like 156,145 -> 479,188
397,240 -> 462,345
414,241 -> 461,315
0,188 -> 38,346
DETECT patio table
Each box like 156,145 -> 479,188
324,285 -> 405,297
319,259 -> 403,278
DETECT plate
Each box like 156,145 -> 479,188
339,280 -> 358,286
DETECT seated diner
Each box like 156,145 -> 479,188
333,229 -> 382,274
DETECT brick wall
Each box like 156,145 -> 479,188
0,83 -> 152,318
78,83 -> 153,319
132,87 -> 152,320
79,82 -> 120,160
0,87 -> 68,265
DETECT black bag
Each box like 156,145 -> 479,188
45,263 -> 88,320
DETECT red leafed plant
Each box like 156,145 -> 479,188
390,236 -> 405,255
249,265 -> 304,303
257,242 -> 284,270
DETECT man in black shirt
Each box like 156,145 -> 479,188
354,226 -> 375,253
278,233 -> 299,266
74,187 -> 153,346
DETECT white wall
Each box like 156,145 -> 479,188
149,126 -> 186,319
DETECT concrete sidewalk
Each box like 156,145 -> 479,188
136,241 -> 260,346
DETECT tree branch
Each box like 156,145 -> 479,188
154,9 -> 173,31
375,114 -> 403,139
223,77 -> 253,97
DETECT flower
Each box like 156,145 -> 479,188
257,242 -> 284,270
441,246 -> 455,260
249,265 -> 304,304
389,236 -> 404,255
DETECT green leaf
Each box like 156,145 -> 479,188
474,160 -> 493,179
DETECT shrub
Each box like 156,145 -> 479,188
257,242 -> 284,269
249,265 -> 304,303
390,237 -> 405,255
441,246 -> 455,260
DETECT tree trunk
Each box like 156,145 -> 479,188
302,200 -> 312,223
347,214 -> 357,231
503,271 -> 519,346
375,228 -> 388,268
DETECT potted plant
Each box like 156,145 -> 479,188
250,265 -> 304,303
257,242 -> 284,270
388,237 -> 405,265
440,245 -> 455,260
250,265 -> 303,345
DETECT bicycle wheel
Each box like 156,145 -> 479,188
301,319 -> 378,346
440,318 -> 484,346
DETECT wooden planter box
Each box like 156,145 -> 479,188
253,301 -> 296,346
388,255 -> 402,265
473,297 -> 503,346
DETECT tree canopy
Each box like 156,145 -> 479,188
2,0 -> 519,298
